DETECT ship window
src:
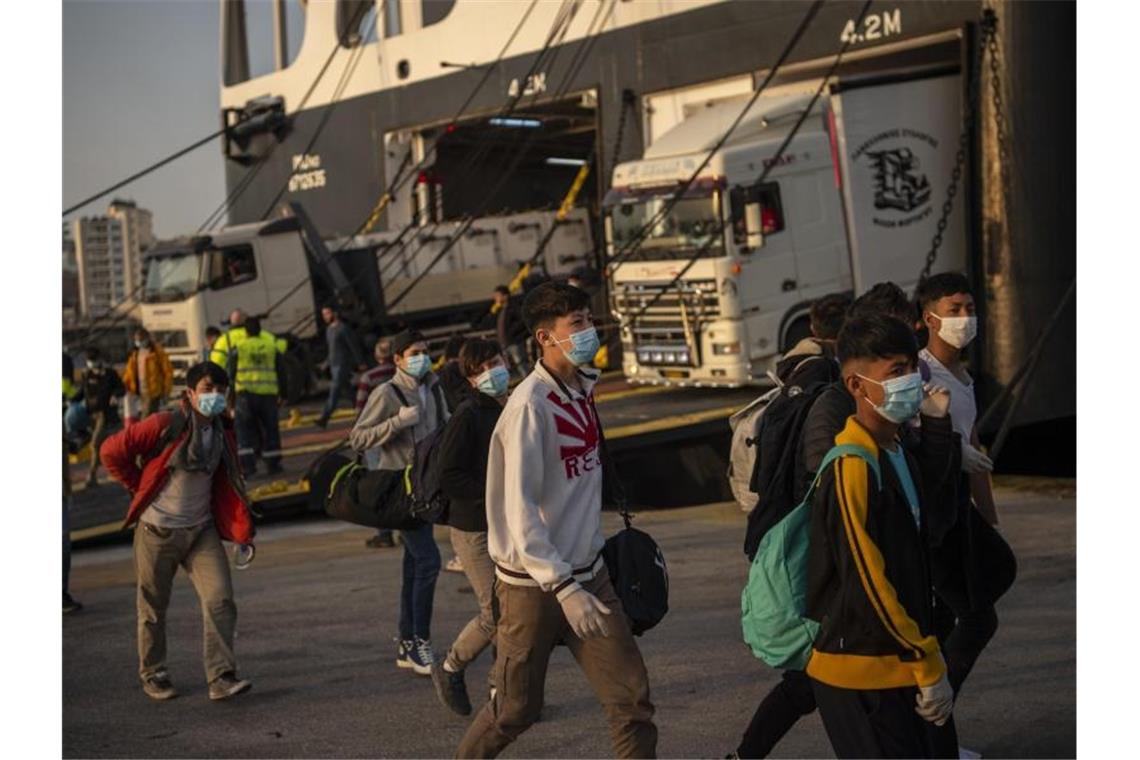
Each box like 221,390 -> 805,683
422,0 -> 456,27
384,0 -> 402,38
206,245 -> 258,291
339,0 -> 379,46
222,0 -> 307,85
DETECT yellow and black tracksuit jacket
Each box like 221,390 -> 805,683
806,414 -> 959,690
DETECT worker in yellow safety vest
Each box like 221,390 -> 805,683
209,309 -> 249,369
231,316 -> 284,477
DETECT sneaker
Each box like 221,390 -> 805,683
959,747 -> 982,760
407,637 -> 435,676
396,638 -> 415,670
142,672 -> 178,701
209,672 -> 252,701
314,416 -> 329,429
63,593 -> 83,614
432,661 -> 473,715
445,555 -> 464,573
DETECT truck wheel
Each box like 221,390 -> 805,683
781,316 -> 812,354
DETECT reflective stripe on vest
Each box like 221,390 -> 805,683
234,333 -> 279,395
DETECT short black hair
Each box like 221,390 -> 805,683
810,293 -> 851,340
84,346 -> 101,361
444,334 -> 467,361
494,285 -> 510,297
915,272 -> 973,312
848,281 -> 914,324
245,316 -> 261,337
134,327 -> 150,339
205,326 -> 222,339
391,329 -> 427,358
460,337 -> 502,378
838,313 -> 918,366
185,361 -> 229,390
522,282 -> 591,333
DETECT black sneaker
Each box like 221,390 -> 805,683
431,662 -> 472,716
63,593 -> 83,614
314,416 -> 329,429
142,672 -> 178,701
208,672 -> 252,701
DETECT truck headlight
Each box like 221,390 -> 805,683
678,349 -> 691,364
650,351 -> 664,363
664,352 -> 677,364
712,341 -> 741,355
638,351 -> 651,364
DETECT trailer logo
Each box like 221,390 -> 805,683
851,128 -> 938,229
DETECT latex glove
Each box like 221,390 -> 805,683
395,405 -> 420,429
961,442 -> 994,474
559,587 -> 613,640
915,673 -> 954,726
920,383 -> 951,419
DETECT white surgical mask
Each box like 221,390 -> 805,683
930,313 -> 978,349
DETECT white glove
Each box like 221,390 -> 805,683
920,384 -> 951,419
395,405 -> 420,429
915,673 -> 954,726
559,587 -> 613,640
961,442 -> 994,474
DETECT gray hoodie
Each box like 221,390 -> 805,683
350,367 -> 448,471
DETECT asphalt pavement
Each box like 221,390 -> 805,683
63,481 -> 1075,758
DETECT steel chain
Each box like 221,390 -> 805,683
986,4 -> 1015,247
919,9 -> 997,285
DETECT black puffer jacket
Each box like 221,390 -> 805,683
437,391 -> 503,532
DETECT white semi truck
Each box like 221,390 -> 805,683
605,68 -> 968,387
138,204 -> 591,399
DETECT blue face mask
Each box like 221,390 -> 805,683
404,353 -> 432,379
857,372 -> 923,423
475,365 -> 510,397
555,326 -> 600,366
196,391 -> 227,417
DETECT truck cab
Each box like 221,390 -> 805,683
139,217 -> 315,384
606,93 -> 850,387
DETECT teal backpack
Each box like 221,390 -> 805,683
741,443 -> 881,670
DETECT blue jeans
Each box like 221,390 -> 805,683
320,364 -> 352,422
398,522 -> 441,640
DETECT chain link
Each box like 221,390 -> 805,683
918,9 -> 998,285
986,4 -> 1015,248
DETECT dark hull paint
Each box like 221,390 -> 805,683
225,0 -> 980,237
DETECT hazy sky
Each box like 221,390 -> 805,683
63,0 -> 304,238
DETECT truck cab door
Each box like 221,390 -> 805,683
730,181 -> 798,358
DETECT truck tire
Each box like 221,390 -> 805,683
781,315 -> 812,354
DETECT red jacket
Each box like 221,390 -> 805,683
100,402 -> 255,544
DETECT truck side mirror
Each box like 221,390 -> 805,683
744,201 -> 765,250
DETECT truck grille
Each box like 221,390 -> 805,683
613,279 -> 720,323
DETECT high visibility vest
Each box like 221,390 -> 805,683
234,332 -> 280,395
209,326 -> 248,368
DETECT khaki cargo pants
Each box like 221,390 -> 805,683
134,521 -> 238,684
455,566 -> 657,759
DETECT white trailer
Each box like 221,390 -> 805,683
605,69 -> 967,387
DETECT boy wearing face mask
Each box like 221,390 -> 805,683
350,329 -> 449,676
916,273 -> 996,526
431,338 -> 510,716
100,362 -> 255,702
456,283 -> 656,759
806,314 -> 959,759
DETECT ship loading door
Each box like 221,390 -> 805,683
383,92 -> 601,275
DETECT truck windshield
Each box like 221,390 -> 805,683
607,192 -> 723,260
143,253 -> 202,303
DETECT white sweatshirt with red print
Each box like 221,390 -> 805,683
486,361 -> 606,601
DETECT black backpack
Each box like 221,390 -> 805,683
592,396 -> 669,636
743,359 -> 839,561
602,512 -> 669,636
390,382 -> 450,524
